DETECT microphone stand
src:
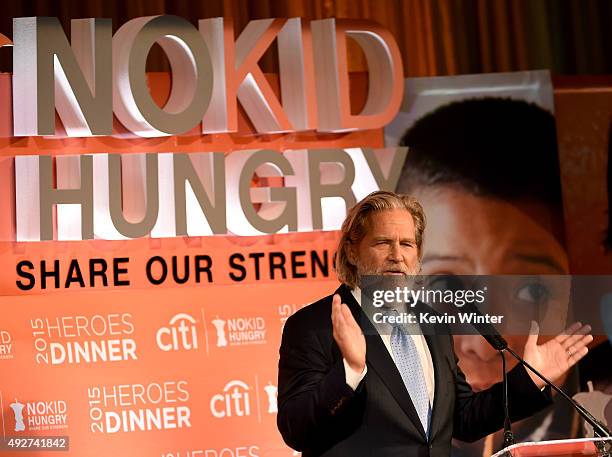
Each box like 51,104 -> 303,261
461,302 -> 612,440
488,340 -> 611,456
500,349 -> 515,450
504,345 -> 612,440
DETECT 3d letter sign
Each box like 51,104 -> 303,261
6,15 -> 407,241
11,16 -> 403,137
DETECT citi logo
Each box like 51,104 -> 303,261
210,380 -> 251,418
156,313 -> 198,352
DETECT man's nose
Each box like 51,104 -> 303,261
457,334 -> 499,362
388,242 -> 402,261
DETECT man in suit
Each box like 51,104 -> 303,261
277,190 -> 593,457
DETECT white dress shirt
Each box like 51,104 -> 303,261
343,287 -> 435,404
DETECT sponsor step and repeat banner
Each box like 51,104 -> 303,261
0,13 -> 610,457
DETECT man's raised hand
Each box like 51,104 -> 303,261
523,321 -> 593,389
331,294 -> 366,373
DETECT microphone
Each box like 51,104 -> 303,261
461,301 -> 508,350
460,301 -> 612,439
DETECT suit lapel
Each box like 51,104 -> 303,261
336,285 -> 428,441
416,300 -> 451,443
423,331 -> 445,442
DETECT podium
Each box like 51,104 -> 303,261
491,438 -> 612,457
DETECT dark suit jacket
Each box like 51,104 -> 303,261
277,284 -> 552,457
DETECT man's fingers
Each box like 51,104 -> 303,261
562,324 -> 592,349
332,294 -> 348,338
565,334 -> 593,354
331,294 -> 341,327
332,293 -> 341,311
525,321 -> 539,348
568,346 -> 589,365
340,303 -> 358,329
554,322 -> 584,343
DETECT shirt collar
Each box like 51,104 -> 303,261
350,285 -> 362,306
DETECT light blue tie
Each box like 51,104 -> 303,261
390,322 -> 432,437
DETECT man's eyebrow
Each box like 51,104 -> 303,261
512,254 -> 566,274
372,237 -> 417,243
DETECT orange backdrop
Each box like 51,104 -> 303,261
0,72 -> 382,457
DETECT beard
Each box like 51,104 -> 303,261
355,261 -> 422,310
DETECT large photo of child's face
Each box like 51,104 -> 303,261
391,93 -> 580,455
397,97 -> 569,390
